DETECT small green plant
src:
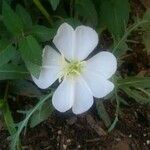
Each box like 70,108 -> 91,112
0,0 -> 149,149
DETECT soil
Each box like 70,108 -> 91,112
21,103 -> 150,150
0,0 -> 150,150
0,101 -> 150,150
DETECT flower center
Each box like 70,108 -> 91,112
65,60 -> 84,76
59,58 -> 85,81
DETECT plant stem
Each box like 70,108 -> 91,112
108,76 -> 120,132
11,93 -> 52,150
3,83 -> 16,135
113,20 -> 149,54
33,0 -> 53,25
70,0 -> 74,17
137,87 -> 150,97
96,101 -> 111,128
2,82 -> 21,150
108,90 -> 120,132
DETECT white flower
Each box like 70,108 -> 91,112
31,23 -> 117,114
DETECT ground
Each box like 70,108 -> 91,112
0,101 -> 150,150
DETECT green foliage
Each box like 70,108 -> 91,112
108,90 -> 120,132
113,42 -> 129,57
142,9 -> 150,54
108,115 -> 118,132
16,4 -> 32,29
11,93 -> 52,150
12,80 -> 42,97
75,0 -> 98,26
0,99 -> 16,135
30,101 -> 53,128
123,87 -> 150,104
0,64 -> 29,80
0,44 -> 16,67
48,0 -> 60,10
2,1 -> 23,35
113,19 -> 149,56
118,77 -> 150,104
31,25 -> 55,42
143,30 -> 150,54
99,0 -> 130,41
118,77 -> 150,88
96,101 -> 111,127
1,99 -> 21,149
143,8 -> 150,26
19,35 -> 42,77
0,82 -> 21,150
55,18 -> 81,29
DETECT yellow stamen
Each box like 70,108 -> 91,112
59,58 -> 85,82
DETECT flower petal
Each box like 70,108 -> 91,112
82,71 -> 114,98
53,23 -> 98,61
74,25 -> 98,60
72,76 -> 93,114
42,45 -> 61,67
31,68 -> 60,89
31,46 -> 61,89
53,23 -> 75,60
86,51 -> 117,79
52,78 -> 74,112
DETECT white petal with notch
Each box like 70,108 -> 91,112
86,51 -> 117,79
52,78 -> 74,112
82,71 -> 114,98
72,76 -> 93,114
53,23 -> 98,61
74,25 -> 98,60
53,23 -> 75,60
31,46 -> 61,89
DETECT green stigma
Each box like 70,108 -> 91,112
58,55 -> 85,82
64,61 -> 83,77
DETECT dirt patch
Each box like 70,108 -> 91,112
18,103 -> 150,150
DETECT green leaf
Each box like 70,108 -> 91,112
141,9 -> 150,54
11,93 -> 52,150
108,116 -> 118,132
96,101 -> 111,127
48,0 -> 60,10
63,18 -> 81,28
55,18 -> 81,29
143,8 -> 150,25
19,35 -> 42,77
143,29 -> 150,54
0,21 -> 11,39
0,97 -> 21,149
118,77 -> 150,88
2,1 -> 23,35
100,0 -> 130,41
0,64 -> 29,80
0,39 -> 8,49
118,96 -> 129,106
113,41 -> 129,57
1,99 -> 16,135
0,44 -> 17,67
75,0 -> 98,26
123,87 -> 150,104
12,80 -> 41,97
31,25 -> 55,42
25,61 -> 42,78
113,20 -> 149,55
118,77 -> 150,104
16,4 -> 32,29
30,101 -> 53,128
